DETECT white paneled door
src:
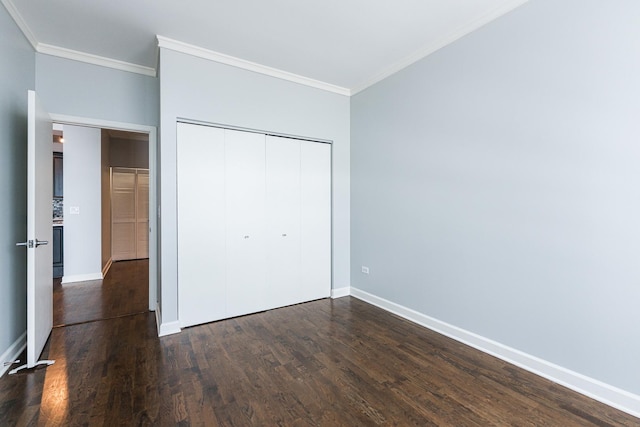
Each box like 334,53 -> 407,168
225,130 -> 267,318
11,91 -> 54,374
177,124 -> 227,327
177,123 -> 331,328
300,141 -> 332,302
265,136 -> 302,309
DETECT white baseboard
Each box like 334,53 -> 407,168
61,272 -> 103,284
155,305 -> 181,337
101,258 -> 113,278
331,286 -> 351,299
350,287 -> 640,419
0,332 -> 26,377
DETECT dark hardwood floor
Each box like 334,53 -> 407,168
53,259 -> 149,327
2,280 -> 638,425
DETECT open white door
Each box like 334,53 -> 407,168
11,91 -> 54,374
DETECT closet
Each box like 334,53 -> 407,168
111,167 -> 149,261
177,123 -> 331,328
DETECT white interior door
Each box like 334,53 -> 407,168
225,129 -> 267,318
265,136 -> 302,308
12,90 -> 54,373
177,123 -> 227,327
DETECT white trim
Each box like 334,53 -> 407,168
155,306 -> 181,337
1,0 -> 155,77
155,306 -> 161,336
351,0 -> 530,95
101,258 -> 113,278
49,113 -> 158,315
0,332 -> 26,377
50,114 -> 155,134
157,35 -> 350,97
61,272 -> 103,284
37,44 -> 156,77
350,287 -> 640,419
1,0 -> 38,49
331,286 -> 351,299
4,0 -> 528,94
159,321 -> 180,336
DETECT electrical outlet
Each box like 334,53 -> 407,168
361,266 -> 370,274
69,206 -> 80,215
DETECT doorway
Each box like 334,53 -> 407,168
49,115 -> 157,327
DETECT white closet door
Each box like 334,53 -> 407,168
177,123 -> 226,327
265,136 -> 301,309
300,141 -> 332,301
225,130 -> 267,318
111,169 -> 137,261
136,170 -> 149,259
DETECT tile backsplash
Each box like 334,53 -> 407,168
53,198 -> 63,220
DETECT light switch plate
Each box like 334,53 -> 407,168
69,206 -> 80,215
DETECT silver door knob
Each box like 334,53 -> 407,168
36,239 -> 49,247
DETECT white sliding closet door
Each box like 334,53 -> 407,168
265,136 -> 301,308
300,141 -> 332,302
225,130 -> 267,318
177,123 -> 226,327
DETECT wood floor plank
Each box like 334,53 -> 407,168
2,262 -> 639,425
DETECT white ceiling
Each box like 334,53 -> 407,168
6,0 -> 527,92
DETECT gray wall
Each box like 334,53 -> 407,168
351,0 -> 640,395
35,54 -> 159,127
159,48 -> 350,325
63,125 -> 102,282
0,3 -> 34,370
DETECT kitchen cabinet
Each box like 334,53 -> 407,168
53,226 -> 63,278
53,152 -> 63,198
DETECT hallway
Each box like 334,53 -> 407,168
53,259 -> 149,326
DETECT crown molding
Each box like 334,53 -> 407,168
1,0 -> 38,49
37,44 -> 156,77
5,0 -> 527,94
351,0 -> 530,95
2,0 -> 156,77
157,35 -> 350,97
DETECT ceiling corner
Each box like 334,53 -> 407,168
1,0 -> 38,50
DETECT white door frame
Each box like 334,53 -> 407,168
50,113 -> 158,312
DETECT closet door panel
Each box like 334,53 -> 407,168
177,123 -> 226,327
136,170 -> 149,259
111,169 -> 137,261
300,141 -> 332,300
225,130 -> 267,318
265,136 -> 301,309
